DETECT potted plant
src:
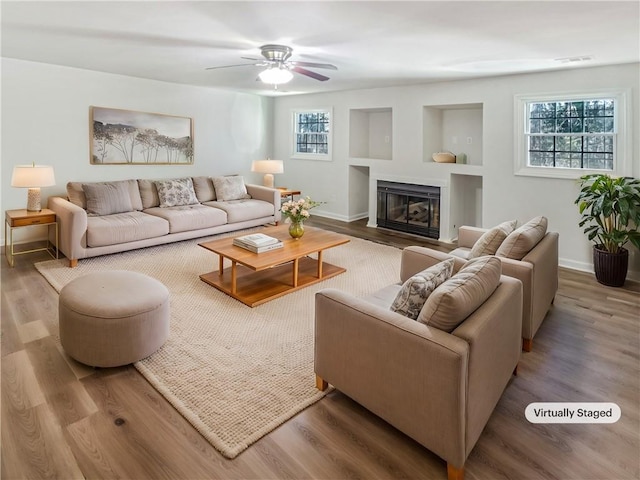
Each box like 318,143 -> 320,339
575,174 -> 640,287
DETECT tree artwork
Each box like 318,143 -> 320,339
90,107 -> 194,164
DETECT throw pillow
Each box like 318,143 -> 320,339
82,182 -> 134,216
468,219 -> 517,259
417,256 -> 502,332
212,175 -> 251,201
192,176 -> 216,202
496,215 -> 548,260
68,180 -> 143,211
154,178 -> 199,208
390,258 -> 455,320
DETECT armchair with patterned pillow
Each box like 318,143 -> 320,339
315,246 -> 522,480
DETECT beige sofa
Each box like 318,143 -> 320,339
49,176 -> 281,267
449,223 -> 559,351
315,246 -> 522,480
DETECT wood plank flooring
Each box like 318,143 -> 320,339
2,218 -> 639,479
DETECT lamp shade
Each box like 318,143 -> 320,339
11,165 -> 56,188
258,68 -> 293,85
251,159 -> 283,188
251,159 -> 284,174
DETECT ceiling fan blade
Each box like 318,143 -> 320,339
205,62 -> 261,70
291,61 -> 338,70
291,66 -> 330,81
241,56 -> 261,61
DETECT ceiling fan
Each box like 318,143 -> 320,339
206,44 -> 337,85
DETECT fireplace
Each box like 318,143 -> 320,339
377,181 -> 440,239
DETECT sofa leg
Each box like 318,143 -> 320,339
513,364 -> 519,376
447,463 -> 464,480
522,338 -> 532,352
69,259 -> 78,268
315,375 -> 328,391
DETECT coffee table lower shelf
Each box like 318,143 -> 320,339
199,256 -> 346,307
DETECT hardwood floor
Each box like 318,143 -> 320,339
2,218 -> 639,480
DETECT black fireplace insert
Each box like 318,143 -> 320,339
377,181 -> 440,239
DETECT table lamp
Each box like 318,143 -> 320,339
251,159 -> 284,188
11,164 -> 56,211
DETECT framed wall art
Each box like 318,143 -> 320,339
90,106 -> 194,164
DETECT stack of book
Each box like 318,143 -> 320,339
233,233 -> 283,253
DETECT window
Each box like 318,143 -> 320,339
291,109 -> 332,161
514,91 -> 630,178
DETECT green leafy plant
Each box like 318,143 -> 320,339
575,174 -> 640,253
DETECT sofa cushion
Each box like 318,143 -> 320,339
68,180 -> 143,211
204,199 -> 274,223
496,216 -> 548,260
390,258 -> 454,320
192,176 -> 216,202
83,182 -> 133,216
138,179 -> 161,209
154,178 -> 199,208
144,204 -> 227,233
468,219 -> 517,259
212,176 -> 251,201
418,256 -> 501,332
86,211 -> 169,247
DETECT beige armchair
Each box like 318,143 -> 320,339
451,226 -> 559,351
315,246 -> 522,480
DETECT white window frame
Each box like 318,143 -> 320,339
514,90 -> 632,179
291,108 -> 333,162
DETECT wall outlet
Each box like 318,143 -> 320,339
384,135 -> 390,143
466,137 -> 473,144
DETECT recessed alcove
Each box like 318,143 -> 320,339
349,107 -> 393,160
448,173 -> 483,240
423,103 -> 483,165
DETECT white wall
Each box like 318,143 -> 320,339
1,58 -> 272,244
271,63 -> 640,279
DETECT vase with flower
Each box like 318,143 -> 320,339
280,196 -> 323,239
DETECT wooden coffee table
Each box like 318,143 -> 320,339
199,225 -> 350,307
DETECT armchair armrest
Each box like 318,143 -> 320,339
401,246 -> 465,282
457,226 -> 487,249
246,184 -> 281,222
48,196 -> 88,266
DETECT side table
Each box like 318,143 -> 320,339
277,188 -> 301,202
5,209 -> 58,267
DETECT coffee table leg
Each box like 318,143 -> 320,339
218,255 -> 224,275
317,250 -> 324,278
292,258 -> 299,287
231,260 -> 237,294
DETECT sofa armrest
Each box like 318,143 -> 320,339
400,246 -> 465,282
315,288 -> 469,467
48,196 -> 87,266
457,226 -> 487,249
246,184 -> 281,222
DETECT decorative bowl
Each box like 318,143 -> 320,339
432,152 -> 456,163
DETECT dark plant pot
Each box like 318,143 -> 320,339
593,246 -> 629,287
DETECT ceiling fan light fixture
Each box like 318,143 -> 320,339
258,67 -> 293,85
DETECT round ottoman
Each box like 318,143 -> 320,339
59,270 -> 170,367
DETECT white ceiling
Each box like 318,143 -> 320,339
2,1 -> 639,97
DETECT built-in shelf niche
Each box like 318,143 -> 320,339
423,103 -> 483,166
448,173 -> 483,241
349,107 -> 393,160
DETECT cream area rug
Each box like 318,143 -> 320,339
35,230 -> 402,458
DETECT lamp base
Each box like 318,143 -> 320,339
263,174 -> 275,188
26,188 -> 42,211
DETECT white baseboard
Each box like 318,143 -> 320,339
559,257 -> 640,282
